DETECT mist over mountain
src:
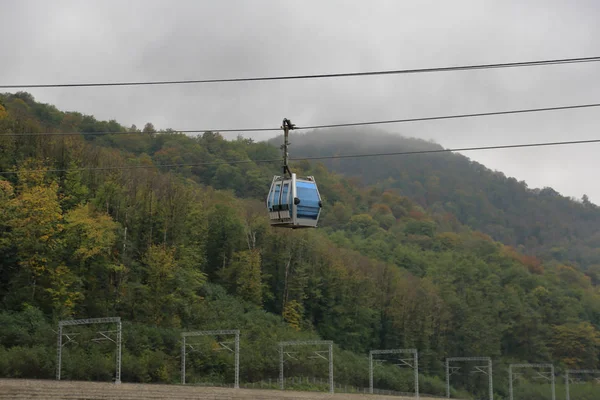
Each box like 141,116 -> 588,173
275,128 -> 600,270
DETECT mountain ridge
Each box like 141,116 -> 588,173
276,128 -> 600,270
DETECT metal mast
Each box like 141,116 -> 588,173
281,118 -> 295,176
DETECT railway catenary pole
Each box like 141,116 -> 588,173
115,319 -> 122,384
56,317 -> 121,383
181,330 -> 239,388
565,369 -> 600,400
565,370 -> 570,400
446,359 -> 450,398
328,342 -> 334,394
550,364 -> 556,400
279,340 -> 333,393
56,324 -> 62,380
509,364 -> 555,400
488,358 -> 493,400
446,357 -> 492,400
369,352 -> 374,394
509,365 -> 513,400
369,349 -> 418,398
279,343 -> 284,390
414,350 -> 419,399
181,335 -> 186,385
234,331 -> 240,389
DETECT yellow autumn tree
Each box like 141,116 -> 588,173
8,166 -> 65,308
552,322 -> 600,368
0,180 -> 15,253
64,203 -> 118,264
62,203 -> 120,313
0,104 -> 8,120
45,264 -> 83,318
283,300 -> 303,331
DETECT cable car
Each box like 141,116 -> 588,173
266,118 -> 322,228
267,173 -> 322,228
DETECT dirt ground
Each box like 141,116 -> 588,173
0,379 -> 443,399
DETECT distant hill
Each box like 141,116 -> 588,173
275,128 -> 600,270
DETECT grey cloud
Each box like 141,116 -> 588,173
2,0 -> 600,201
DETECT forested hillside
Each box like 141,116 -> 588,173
284,129 -> 600,271
1,92 -> 600,399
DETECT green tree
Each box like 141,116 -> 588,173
141,245 -> 179,326
60,166 -> 89,210
205,204 -> 244,277
221,249 -> 263,306
143,122 -> 156,134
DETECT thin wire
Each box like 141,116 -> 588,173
290,138 -> 600,161
297,103 -> 600,130
4,101 -> 600,137
2,138 -> 600,175
0,127 -> 281,137
2,55 -> 600,89
0,158 -> 281,174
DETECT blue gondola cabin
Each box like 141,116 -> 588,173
267,173 -> 322,228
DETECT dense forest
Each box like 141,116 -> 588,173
285,129 -> 600,271
0,92 -> 599,399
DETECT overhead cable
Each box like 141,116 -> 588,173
2,55 -> 600,89
2,138 -> 600,175
3,101 -> 600,137
297,103 -> 600,130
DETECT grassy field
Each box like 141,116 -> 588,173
0,379 -> 443,400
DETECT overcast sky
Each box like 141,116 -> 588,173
2,0 -> 600,201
